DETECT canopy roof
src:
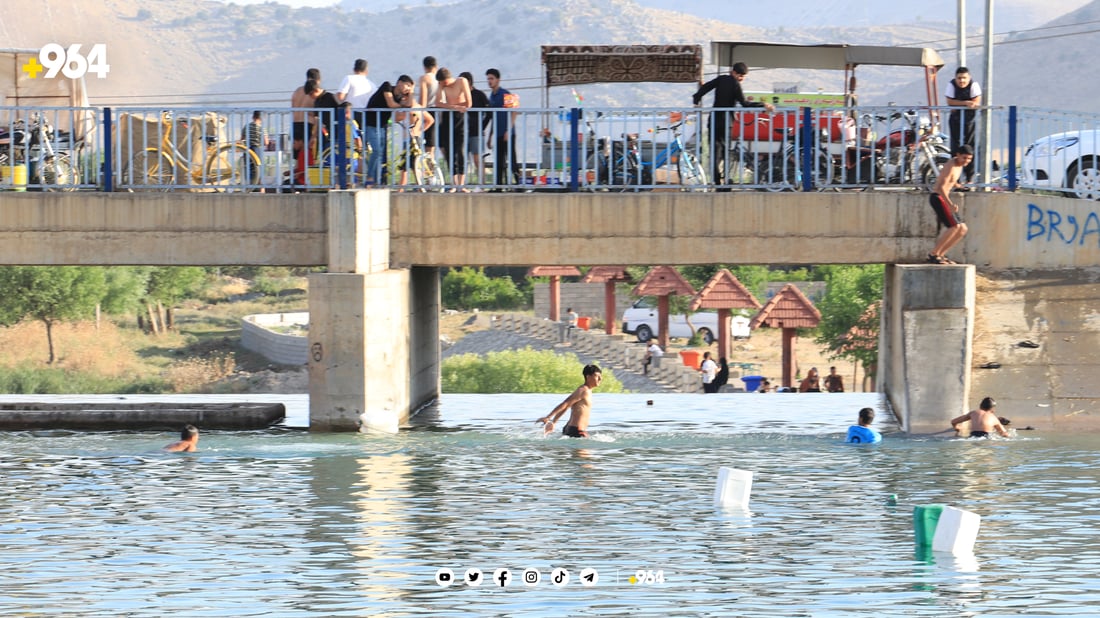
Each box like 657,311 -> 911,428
709,42 -> 945,71
632,266 -> 695,297
526,266 -> 581,277
541,45 -> 703,88
690,269 -> 761,311
581,266 -> 631,284
750,283 -> 822,329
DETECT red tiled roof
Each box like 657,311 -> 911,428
631,266 -> 695,297
581,266 -> 631,283
526,266 -> 582,277
750,283 -> 822,329
690,269 -> 762,311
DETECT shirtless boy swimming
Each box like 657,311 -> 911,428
536,364 -> 602,438
951,396 -> 1009,438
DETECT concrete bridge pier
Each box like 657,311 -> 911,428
307,191 -> 440,432
880,264 -> 975,433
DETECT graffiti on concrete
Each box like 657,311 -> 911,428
1028,203 -> 1100,245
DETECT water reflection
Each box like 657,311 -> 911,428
1,394 -> 1099,616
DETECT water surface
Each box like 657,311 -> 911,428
1,393 -> 1097,616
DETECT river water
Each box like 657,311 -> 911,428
1,392 -> 1097,616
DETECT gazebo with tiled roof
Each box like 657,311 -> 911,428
689,269 -> 762,360
581,266 -> 631,335
750,283 -> 822,389
632,266 -> 695,351
527,265 -> 581,321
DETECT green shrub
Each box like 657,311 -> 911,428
442,348 -> 625,393
442,267 -> 525,310
0,364 -> 168,394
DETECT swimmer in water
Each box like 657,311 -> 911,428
536,364 -> 602,438
163,424 -> 199,452
951,397 -> 1009,438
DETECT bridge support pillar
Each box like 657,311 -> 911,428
307,191 -> 440,432
880,264 -> 975,433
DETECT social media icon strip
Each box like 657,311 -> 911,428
522,568 -> 541,587
493,568 -> 513,588
550,567 -> 570,587
465,568 -> 483,587
435,568 -> 455,587
579,567 -> 599,587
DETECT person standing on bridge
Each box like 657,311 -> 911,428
537,364 -> 602,438
692,62 -> 775,190
927,145 -> 973,265
946,67 -> 981,184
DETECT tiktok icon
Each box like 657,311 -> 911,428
550,567 -> 570,587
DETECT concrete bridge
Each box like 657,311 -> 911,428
1,189 -> 1096,432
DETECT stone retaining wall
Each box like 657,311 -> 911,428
241,312 -> 309,366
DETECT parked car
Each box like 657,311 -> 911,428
620,296 -> 751,343
1021,130 -> 1100,200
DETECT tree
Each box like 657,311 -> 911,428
145,267 -> 206,332
0,267 -> 107,363
814,265 -> 884,378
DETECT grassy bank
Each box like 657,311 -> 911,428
0,276 -> 309,394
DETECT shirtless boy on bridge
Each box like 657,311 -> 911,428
951,396 -> 1010,438
927,145 -> 973,265
537,364 -> 602,438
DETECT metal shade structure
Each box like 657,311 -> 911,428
709,41 -> 946,107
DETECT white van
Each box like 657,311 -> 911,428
621,297 -> 751,343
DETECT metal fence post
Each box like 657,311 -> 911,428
336,112 -> 347,189
103,107 -> 113,192
1007,105 -> 1017,191
801,107 -> 813,191
569,108 -> 580,192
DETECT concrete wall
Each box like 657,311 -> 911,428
532,282 -> 635,324
881,264 -> 975,433
240,312 -> 309,365
1,189 -> 1095,272
409,266 -> 441,414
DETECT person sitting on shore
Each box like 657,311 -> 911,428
164,424 -> 199,452
845,407 -> 882,444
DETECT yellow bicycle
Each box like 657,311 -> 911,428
122,111 -> 262,192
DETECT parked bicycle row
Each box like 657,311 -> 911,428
2,105 -> 1100,198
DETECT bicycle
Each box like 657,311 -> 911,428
381,122 -> 444,191
582,112 -> 706,191
122,111 -> 261,192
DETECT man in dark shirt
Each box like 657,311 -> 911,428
692,62 -> 774,188
314,87 -> 342,152
461,71 -> 490,182
364,75 -> 415,185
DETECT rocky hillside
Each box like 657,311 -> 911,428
0,0 -> 1094,111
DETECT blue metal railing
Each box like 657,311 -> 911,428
4,103 -> 1100,198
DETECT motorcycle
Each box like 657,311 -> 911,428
843,109 -> 951,190
0,112 -> 80,191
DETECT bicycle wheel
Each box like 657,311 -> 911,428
205,143 -> 261,192
36,154 -> 79,191
123,149 -> 174,192
677,150 -> 707,190
414,154 -> 445,192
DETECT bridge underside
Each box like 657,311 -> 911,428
0,189 -> 1096,432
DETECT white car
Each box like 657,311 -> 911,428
1022,130 -> 1100,200
620,296 -> 750,344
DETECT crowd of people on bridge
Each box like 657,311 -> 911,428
289,57 -> 522,191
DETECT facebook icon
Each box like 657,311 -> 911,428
493,568 -> 512,588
